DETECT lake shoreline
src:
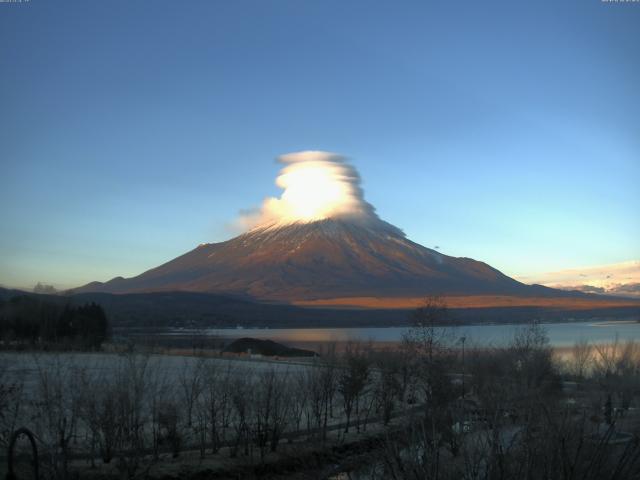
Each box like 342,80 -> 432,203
112,319 -> 640,353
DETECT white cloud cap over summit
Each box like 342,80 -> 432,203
239,151 -> 383,230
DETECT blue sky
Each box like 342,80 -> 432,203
1,0 -> 638,289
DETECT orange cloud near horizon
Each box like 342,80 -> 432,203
515,260 -> 640,298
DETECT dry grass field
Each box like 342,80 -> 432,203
294,294 -> 640,310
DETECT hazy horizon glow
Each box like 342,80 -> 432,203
516,260 -> 640,298
1,0 -> 638,290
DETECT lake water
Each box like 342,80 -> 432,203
199,320 -> 640,349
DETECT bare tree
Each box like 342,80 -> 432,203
148,363 -> 173,461
112,352 -> 153,479
0,356 -> 24,449
251,367 -> 292,460
405,295 -> 453,363
570,338 -> 593,379
373,353 -> 402,426
593,338 -> 640,417
288,369 -> 309,438
178,356 -> 205,429
229,368 -> 253,458
200,360 -> 234,454
157,400 -> 181,458
77,366 -> 102,467
31,354 -> 84,479
510,321 -> 558,394
338,342 -> 371,433
307,355 -> 337,444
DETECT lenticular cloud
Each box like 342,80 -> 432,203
238,151 -> 381,230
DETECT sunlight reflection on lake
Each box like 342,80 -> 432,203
196,320 -> 640,350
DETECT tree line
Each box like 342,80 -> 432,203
0,295 -> 109,349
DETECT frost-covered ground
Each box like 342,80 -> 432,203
0,351 -> 313,397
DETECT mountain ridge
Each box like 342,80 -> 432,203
73,218 -> 556,301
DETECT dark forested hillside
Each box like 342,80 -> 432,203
0,294 -> 109,348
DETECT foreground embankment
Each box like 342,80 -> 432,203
3,323 -> 640,479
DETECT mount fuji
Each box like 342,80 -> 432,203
74,217 -> 573,304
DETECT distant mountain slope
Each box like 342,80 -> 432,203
73,218 -> 566,301
0,286 -> 32,301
